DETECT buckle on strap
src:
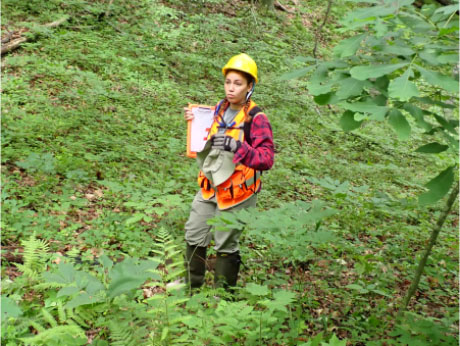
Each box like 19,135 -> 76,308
245,170 -> 261,187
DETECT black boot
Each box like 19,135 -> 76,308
214,251 -> 241,290
185,244 -> 207,289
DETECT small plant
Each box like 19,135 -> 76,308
15,234 -> 50,281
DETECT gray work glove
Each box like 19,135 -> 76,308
212,133 -> 242,153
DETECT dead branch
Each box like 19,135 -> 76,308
1,15 -> 69,56
1,37 -> 27,55
274,1 -> 295,13
44,16 -> 69,28
313,0 -> 333,59
2,31 -> 14,44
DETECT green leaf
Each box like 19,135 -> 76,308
373,75 -> 390,93
350,63 -> 408,80
419,50 -> 442,66
388,109 -> 411,140
323,333 -> 347,346
340,111 -> 363,131
308,230 -> 336,244
437,54 -> 459,64
403,104 -> 432,132
371,289 -> 392,298
57,286 -> 80,297
66,292 -> 103,309
336,78 -> 367,99
273,290 -> 296,305
434,4 -> 459,16
108,258 -> 160,298
333,34 -> 366,58
341,5 -> 399,28
414,96 -> 455,109
415,65 -> 459,93
279,65 -> 315,80
307,65 -> 336,96
380,45 -> 415,56
20,325 -> 86,345
244,283 -> 270,296
433,113 -> 458,134
415,142 -> 449,153
99,254 -> 113,271
1,296 -> 23,320
339,102 -> 388,121
419,166 -> 455,205
354,113 -> 367,121
388,68 -> 419,101
314,92 -> 340,105
399,13 -> 433,32
161,327 -> 169,341
345,284 -> 365,291
43,262 -> 77,284
125,213 -> 146,225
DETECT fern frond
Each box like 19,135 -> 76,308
57,300 -> 66,323
33,281 -> 66,291
20,325 -> 85,345
16,234 -> 50,279
107,318 -> 149,346
29,320 -> 46,333
41,308 -> 58,327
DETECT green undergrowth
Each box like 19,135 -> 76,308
1,0 -> 458,345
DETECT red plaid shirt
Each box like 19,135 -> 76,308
233,113 -> 274,170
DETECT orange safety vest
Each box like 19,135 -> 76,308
198,100 -> 262,210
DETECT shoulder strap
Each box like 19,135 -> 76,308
244,106 -> 262,146
249,106 -> 262,117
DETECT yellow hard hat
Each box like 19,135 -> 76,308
222,53 -> 258,84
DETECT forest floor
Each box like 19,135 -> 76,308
1,0 -> 458,345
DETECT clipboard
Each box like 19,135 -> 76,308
187,104 -> 215,158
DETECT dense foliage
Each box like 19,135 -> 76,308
1,0 -> 458,345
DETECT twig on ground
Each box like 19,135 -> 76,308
313,0 -> 333,58
274,1 -> 295,13
1,16 -> 69,56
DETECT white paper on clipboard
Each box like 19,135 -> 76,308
190,107 -> 214,152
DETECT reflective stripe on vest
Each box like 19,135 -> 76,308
197,100 -> 262,210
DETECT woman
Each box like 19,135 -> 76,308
183,53 -> 274,290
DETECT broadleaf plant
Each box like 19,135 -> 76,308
286,0 -> 458,205
283,0 -> 459,312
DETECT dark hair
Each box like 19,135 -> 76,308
223,69 -> 255,123
225,69 -> 254,86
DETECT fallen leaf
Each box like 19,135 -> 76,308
85,193 -> 95,201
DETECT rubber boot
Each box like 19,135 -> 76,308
185,244 -> 207,289
214,251 -> 241,290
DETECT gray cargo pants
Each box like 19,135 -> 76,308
185,190 -> 257,253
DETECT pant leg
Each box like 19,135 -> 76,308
214,194 -> 257,254
185,191 -> 217,247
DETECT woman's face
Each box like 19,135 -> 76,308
224,71 -> 252,106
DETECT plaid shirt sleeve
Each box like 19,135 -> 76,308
233,113 -> 274,170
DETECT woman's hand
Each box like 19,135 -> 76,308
184,107 -> 194,121
212,133 -> 242,153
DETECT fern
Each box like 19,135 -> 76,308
106,314 -> 151,346
15,234 -> 49,280
33,281 -> 66,291
151,227 -> 185,285
145,228 -> 192,345
20,325 -> 86,345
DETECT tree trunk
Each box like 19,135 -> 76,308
401,180 -> 459,310
313,0 -> 333,58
